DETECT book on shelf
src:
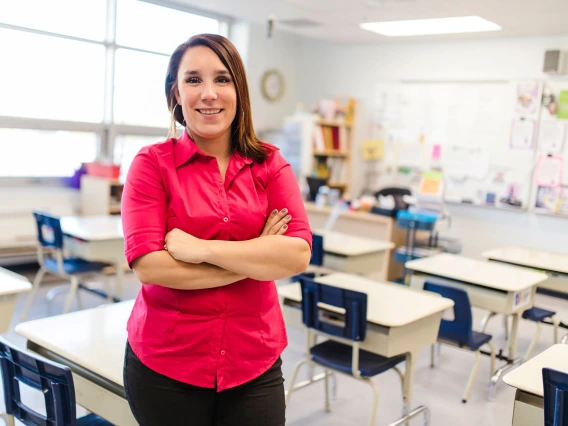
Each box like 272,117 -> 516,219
312,123 -> 348,153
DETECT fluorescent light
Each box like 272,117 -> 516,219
360,16 -> 501,37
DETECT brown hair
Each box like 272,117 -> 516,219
165,34 -> 272,162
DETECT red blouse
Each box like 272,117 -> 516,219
121,131 -> 312,391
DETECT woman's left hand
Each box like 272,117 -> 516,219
164,228 -> 209,264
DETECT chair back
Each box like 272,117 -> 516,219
424,281 -> 473,347
299,276 -> 367,342
311,234 -> 324,267
543,367 -> 568,426
0,337 -> 77,426
32,211 -> 64,249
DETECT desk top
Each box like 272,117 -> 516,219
305,202 -> 394,225
314,229 -> 394,256
503,344 -> 568,396
0,267 -> 32,296
482,246 -> 568,275
405,253 -> 547,292
16,300 -> 133,385
278,272 -> 454,327
61,215 -> 123,241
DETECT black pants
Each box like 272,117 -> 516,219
123,342 -> 286,426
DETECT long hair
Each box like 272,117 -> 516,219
165,34 -> 273,162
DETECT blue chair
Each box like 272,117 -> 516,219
0,337 -> 112,426
424,281 -> 496,403
543,367 -> 568,426
522,307 -> 559,361
285,276 -> 414,426
293,233 -> 326,281
21,211 -> 113,319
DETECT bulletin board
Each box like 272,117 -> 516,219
369,80 -> 542,211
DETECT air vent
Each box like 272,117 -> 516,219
278,18 -> 321,28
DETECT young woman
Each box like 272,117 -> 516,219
121,33 -> 312,426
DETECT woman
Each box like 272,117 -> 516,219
121,33 -> 312,426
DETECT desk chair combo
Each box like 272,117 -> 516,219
20,211 -> 113,320
424,281 -> 496,403
542,367 -> 568,426
285,276 -> 430,426
0,337 -> 112,426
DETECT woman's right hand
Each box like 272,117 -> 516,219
260,208 -> 291,236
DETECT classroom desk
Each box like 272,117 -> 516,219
16,301 -> 137,426
0,267 -> 32,333
405,253 -> 547,396
314,229 -> 395,276
482,246 -> 568,295
61,215 -> 126,299
278,272 -> 454,416
503,344 -> 568,426
305,202 -> 414,281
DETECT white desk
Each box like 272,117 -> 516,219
503,344 -> 568,426
278,272 -> 454,412
16,301 -> 136,426
483,246 -> 568,295
406,253 -> 547,359
0,267 -> 32,333
314,229 -> 395,276
61,215 -> 126,299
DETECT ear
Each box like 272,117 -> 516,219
174,87 -> 181,105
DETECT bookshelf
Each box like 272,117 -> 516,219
80,175 -> 124,215
311,99 -> 356,197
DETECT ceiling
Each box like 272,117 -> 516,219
164,0 -> 568,44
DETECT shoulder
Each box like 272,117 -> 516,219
137,138 -> 176,157
258,142 -> 287,170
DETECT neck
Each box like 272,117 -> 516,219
189,128 -> 232,159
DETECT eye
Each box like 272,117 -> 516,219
217,76 -> 231,83
186,77 -> 200,84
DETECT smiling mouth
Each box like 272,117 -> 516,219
197,109 -> 222,115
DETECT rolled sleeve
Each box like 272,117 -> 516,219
265,151 -> 312,251
121,147 -> 168,267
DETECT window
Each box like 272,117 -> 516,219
116,0 -> 224,55
0,129 -> 98,177
113,48 -> 171,127
114,135 -> 161,180
0,0 -> 107,41
0,28 -> 105,122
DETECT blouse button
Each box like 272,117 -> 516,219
221,350 -> 226,356
223,217 -> 228,222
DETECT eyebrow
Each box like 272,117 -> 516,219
183,70 -> 230,76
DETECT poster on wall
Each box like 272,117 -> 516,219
537,121 -> 565,153
535,154 -> 563,187
515,81 -> 541,115
510,118 -> 536,150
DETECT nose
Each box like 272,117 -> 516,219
201,81 -> 217,101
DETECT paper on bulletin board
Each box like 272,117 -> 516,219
538,121 -> 565,153
443,145 -> 489,180
535,154 -> 563,187
419,171 -> 444,197
361,139 -> 384,160
510,118 -> 535,150
395,143 -> 425,168
515,81 -> 541,115
557,90 -> 568,120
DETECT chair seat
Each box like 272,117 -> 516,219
77,413 -> 114,426
310,340 -> 406,378
439,330 -> 492,351
44,257 -> 113,275
523,306 -> 556,322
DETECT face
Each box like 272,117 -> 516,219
175,45 -> 237,143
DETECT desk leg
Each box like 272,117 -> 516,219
114,258 -> 125,301
509,312 -> 520,359
402,351 -> 415,416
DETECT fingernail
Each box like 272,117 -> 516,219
283,224 -> 288,229
285,215 -> 291,219
281,208 -> 288,213
272,209 -> 278,214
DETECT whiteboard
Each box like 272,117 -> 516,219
370,80 -> 541,210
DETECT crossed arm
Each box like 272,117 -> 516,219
132,209 -> 311,290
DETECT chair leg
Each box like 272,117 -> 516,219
21,266 -> 47,320
365,378 -> 380,426
76,283 -> 84,310
562,334 -> 568,345
487,342 -> 496,379
524,322 -> 542,362
463,350 -> 481,403
552,316 -> 559,344
63,276 -> 80,314
480,312 -> 496,333
430,344 -> 436,368
285,358 -> 311,406
503,315 -> 509,341
1,412 -> 15,426
324,369 -> 331,413
330,371 -> 337,400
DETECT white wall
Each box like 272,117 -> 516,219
297,34 -> 568,257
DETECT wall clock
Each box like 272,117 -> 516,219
261,69 -> 286,102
